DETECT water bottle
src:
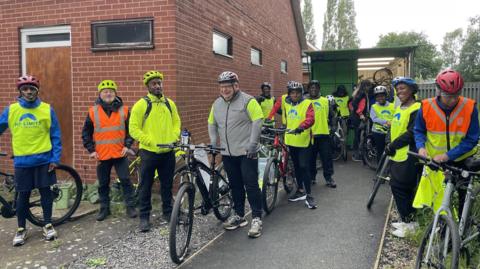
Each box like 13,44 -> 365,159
181,128 -> 190,145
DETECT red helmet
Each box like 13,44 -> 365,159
16,75 -> 40,89
435,69 -> 464,95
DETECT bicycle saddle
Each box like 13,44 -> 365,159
464,157 -> 480,172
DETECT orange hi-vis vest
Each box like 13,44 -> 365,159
422,96 -> 476,161
89,105 -> 128,161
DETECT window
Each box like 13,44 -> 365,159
281,60 -> 288,73
91,18 -> 153,51
28,33 -> 70,43
213,31 -> 232,57
251,47 -> 262,66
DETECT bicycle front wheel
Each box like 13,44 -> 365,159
416,214 -> 460,269
211,164 -> 233,221
459,186 -> 480,267
282,156 -> 297,195
363,136 -> 378,170
169,182 -> 195,264
27,164 -> 83,226
262,158 -> 279,214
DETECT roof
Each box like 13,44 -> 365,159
290,0 -> 307,51
306,45 -> 417,61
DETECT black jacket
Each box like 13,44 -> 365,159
81,96 -> 134,153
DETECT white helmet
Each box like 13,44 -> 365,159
373,85 -> 388,96
326,95 -> 335,102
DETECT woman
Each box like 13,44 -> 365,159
349,80 -> 371,161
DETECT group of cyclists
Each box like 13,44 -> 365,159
1,66 -> 477,258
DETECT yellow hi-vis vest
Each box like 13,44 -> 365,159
260,97 -> 274,126
310,97 -> 330,135
284,99 -> 312,147
389,102 -> 421,162
372,102 -> 395,134
334,96 -> 350,117
8,102 -> 52,156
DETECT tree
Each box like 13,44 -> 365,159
302,0 -> 317,46
322,0 -> 337,50
376,32 -> 442,80
321,0 -> 360,50
457,16 -> 480,81
441,28 -> 463,69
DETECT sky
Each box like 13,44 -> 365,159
310,0 -> 480,49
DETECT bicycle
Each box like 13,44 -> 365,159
0,152 -> 83,226
408,151 -> 480,269
331,116 -> 347,162
158,142 -> 232,264
366,152 -> 391,209
359,118 -> 379,170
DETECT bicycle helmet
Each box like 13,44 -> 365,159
435,69 -> 464,95
308,80 -> 320,89
326,95 -> 335,102
261,82 -> 271,89
218,71 -> 239,84
97,80 -> 118,92
373,85 -> 387,96
143,70 -> 164,86
287,81 -> 304,94
392,76 -> 418,93
16,75 -> 40,89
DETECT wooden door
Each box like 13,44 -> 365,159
26,47 -> 73,165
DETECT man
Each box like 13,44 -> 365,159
370,86 -> 395,162
413,69 -> 479,214
129,71 -> 181,232
82,79 -> 137,221
307,80 -> 336,188
0,75 -> 61,246
255,82 -> 275,127
208,71 -> 264,238
283,81 -> 317,209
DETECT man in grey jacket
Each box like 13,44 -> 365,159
208,71 -> 264,238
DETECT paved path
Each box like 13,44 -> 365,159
180,160 -> 391,269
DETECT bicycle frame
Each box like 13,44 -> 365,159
459,178 -> 480,247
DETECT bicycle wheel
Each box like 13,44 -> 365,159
459,186 -> 480,267
211,164 -> 233,221
27,164 -> 83,226
262,158 -> 279,214
415,214 -> 460,269
282,156 -> 297,195
331,133 -> 342,161
363,136 -> 378,170
169,182 -> 194,264
366,154 -> 388,209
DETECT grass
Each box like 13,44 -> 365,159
85,257 -> 107,267
50,239 -> 63,250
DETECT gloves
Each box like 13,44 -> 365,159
246,143 -> 258,159
256,96 -> 265,103
264,118 -> 274,125
384,144 -> 396,157
291,127 -> 304,135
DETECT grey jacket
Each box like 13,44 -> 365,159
208,91 -> 263,156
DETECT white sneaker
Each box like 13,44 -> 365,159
391,221 -> 405,230
391,228 -> 407,238
43,224 -> 57,241
12,228 -> 27,246
391,222 -> 418,238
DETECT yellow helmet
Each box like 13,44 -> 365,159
98,80 -> 118,92
143,70 -> 164,85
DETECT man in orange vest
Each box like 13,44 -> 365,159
82,80 -> 137,221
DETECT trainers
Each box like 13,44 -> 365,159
326,179 -> 337,188
12,228 -> 27,246
126,206 -> 137,218
43,224 -> 57,241
223,214 -> 248,231
391,221 -> 406,230
139,218 -> 151,233
288,191 -> 307,202
305,195 -> 317,209
96,207 -> 111,221
391,222 -> 418,238
248,218 -> 262,238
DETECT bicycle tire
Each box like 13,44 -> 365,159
459,185 -> 480,267
210,164 -> 233,221
262,158 -> 279,214
415,214 -> 460,269
363,136 -> 378,170
331,133 -> 342,161
366,176 -> 383,210
283,156 -> 297,195
169,182 -> 194,264
27,164 -> 83,226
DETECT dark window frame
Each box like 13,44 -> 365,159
250,47 -> 262,66
212,30 -> 233,58
91,18 -> 154,51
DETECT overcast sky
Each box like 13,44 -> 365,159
311,0 -> 480,49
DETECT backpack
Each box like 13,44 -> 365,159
142,96 -> 172,126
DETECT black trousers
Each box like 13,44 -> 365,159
372,132 -> 387,163
97,157 -> 135,209
289,146 -> 313,194
222,155 -> 263,219
310,135 -> 334,182
138,150 -> 175,219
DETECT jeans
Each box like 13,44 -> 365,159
372,132 -> 387,163
289,146 -> 313,194
310,135 -> 334,182
97,157 -> 135,209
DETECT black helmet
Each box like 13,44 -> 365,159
308,80 -> 320,88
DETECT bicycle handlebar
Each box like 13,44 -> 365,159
408,151 -> 480,177
262,126 -> 287,134
157,143 -> 225,152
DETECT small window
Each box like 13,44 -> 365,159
251,47 -> 262,66
281,60 -> 288,73
28,33 -> 70,43
213,31 -> 232,57
91,18 -> 153,51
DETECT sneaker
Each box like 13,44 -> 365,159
305,195 -> 317,209
248,218 -> 262,238
326,179 -> 337,188
288,191 -> 307,202
96,207 -> 111,221
391,221 -> 405,230
12,228 -> 27,246
139,218 -> 151,233
43,224 -> 57,241
126,206 -> 138,218
391,222 -> 417,238
223,214 -> 248,231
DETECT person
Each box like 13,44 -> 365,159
350,80 -> 371,161
82,80 -> 137,221
370,86 -> 395,162
256,82 -> 276,127
307,80 -> 336,188
332,84 -> 351,118
282,81 -> 317,209
129,71 -> 181,232
0,75 -> 61,246
383,77 -> 422,238
208,71 -> 264,238
413,69 -> 478,218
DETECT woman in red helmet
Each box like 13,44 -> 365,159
413,69 -> 479,217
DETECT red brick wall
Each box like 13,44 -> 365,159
175,0 -> 303,142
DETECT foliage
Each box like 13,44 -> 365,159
441,28 -> 464,69
322,0 -> 359,49
457,16 -> 480,82
302,0 -> 317,46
